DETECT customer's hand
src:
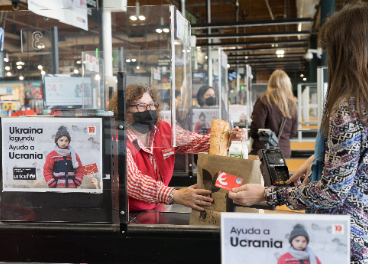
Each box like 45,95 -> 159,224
173,184 -> 213,211
230,126 -> 247,142
285,155 -> 314,186
228,184 -> 266,206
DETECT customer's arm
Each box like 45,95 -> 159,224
264,103 -> 360,210
230,103 -> 361,209
285,155 -> 314,186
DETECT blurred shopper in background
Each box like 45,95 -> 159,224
249,69 -> 298,157
196,85 -> 216,108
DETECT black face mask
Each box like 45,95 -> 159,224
205,96 -> 216,106
130,110 -> 158,134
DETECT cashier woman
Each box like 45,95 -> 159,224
108,83 -> 245,211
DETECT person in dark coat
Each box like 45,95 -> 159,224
249,70 -> 298,157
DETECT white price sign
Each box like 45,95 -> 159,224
222,50 -> 228,69
176,10 -> 188,44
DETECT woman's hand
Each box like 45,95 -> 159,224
173,184 -> 213,211
230,126 -> 247,142
285,155 -> 314,186
228,184 -> 265,206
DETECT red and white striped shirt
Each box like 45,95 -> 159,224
127,123 -> 210,205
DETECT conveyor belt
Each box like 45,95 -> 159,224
291,142 -> 315,150
285,158 -> 308,173
265,205 -> 305,214
290,142 -> 315,157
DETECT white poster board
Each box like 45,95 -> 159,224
221,213 -> 350,264
43,75 -> 92,108
2,118 -> 103,193
28,0 -> 88,31
229,105 -> 248,123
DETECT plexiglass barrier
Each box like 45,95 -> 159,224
192,47 -> 229,134
229,65 -> 252,127
297,82 -> 318,128
0,5 -> 192,224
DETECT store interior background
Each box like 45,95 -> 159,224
0,0 -> 343,116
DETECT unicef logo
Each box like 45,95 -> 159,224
236,178 -> 242,184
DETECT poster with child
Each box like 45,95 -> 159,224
1,117 -> 103,193
221,213 -> 350,264
192,109 -> 218,135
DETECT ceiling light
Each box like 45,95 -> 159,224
197,47 -> 201,50
245,56 -> 248,59
6,72 -> 11,76
5,66 -> 10,71
76,61 -> 81,64
136,66 -> 140,69
41,70 -> 46,75
16,61 -> 24,65
132,59 -> 136,62
38,65 -> 43,69
19,76 -> 24,80
174,40 -> 181,45
227,64 -> 230,68
156,28 -> 162,33
300,74 -> 304,77
74,69 -> 79,74
95,74 -> 101,80
205,56 -> 208,59
3,58 -> 8,62
132,0 -> 142,22
126,59 -> 131,62
163,28 -> 169,33
276,50 -> 285,55
17,65 -> 22,69
303,77 -> 307,81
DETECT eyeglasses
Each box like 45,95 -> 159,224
130,102 -> 159,112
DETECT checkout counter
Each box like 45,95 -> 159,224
0,5 -> 307,263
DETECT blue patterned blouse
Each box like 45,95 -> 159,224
265,98 -> 368,264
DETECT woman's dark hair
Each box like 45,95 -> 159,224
199,112 -> 205,118
196,85 -> 213,106
106,83 -> 162,124
319,2 -> 368,135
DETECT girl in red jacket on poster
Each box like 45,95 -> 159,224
43,126 -> 84,188
278,224 -> 321,264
